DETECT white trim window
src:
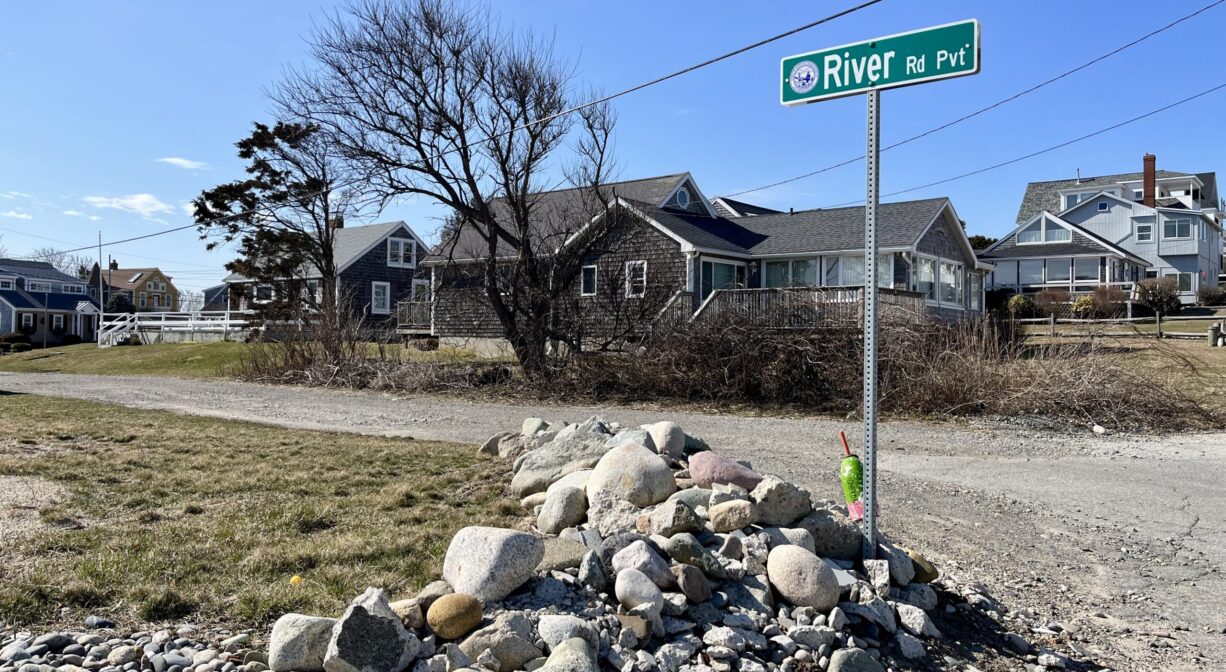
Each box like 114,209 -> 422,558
1097,200 -> 1109,212
371,281 -> 391,314
1136,223 -> 1153,242
675,187 -> 690,209
63,284 -> 85,294
0,277 -> 13,290
1162,217 -> 1192,240
939,260 -> 962,306
27,281 -> 51,293
254,284 -> 274,303
52,314 -> 64,331
1168,272 -> 1194,293
625,260 -> 647,298
138,292 -> 147,308
580,265 -> 597,297
21,313 -> 34,329
764,258 -> 817,288
1017,218 -> 1071,245
915,256 -> 937,301
1074,257 -> 1100,283
968,273 -> 983,311
387,238 -> 417,268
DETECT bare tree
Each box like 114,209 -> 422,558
276,0 -> 620,377
192,121 -> 370,358
30,247 -> 91,278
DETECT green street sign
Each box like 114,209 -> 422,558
781,19 -> 980,105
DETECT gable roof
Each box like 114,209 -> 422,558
223,220 -> 423,283
732,198 -> 952,256
0,258 -> 85,284
0,287 -> 99,311
1015,169 -> 1216,224
979,212 -> 1150,266
97,267 -> 170,292
711,197 -> 783,218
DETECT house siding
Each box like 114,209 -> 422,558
338,225 -> 423,325
916,211 -> 975,267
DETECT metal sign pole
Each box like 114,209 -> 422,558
862,88 -> 880,560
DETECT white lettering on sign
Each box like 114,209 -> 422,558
822,50 -> 897,89
936,44 -> 971,70
905,54 -> 925,75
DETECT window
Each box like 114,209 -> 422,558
675,188 -> 690,209
916,257 -> 936,300
1064,194 -> 1081,209
1019,260 -> 1044,285
1046,258 -> 1071,283
823,257 -> 840,286
1169,272 -> 1193,293
969,274 -> 982,311
580,265 -> 597,296
625,260 -> 646,298
1074,257 -> 1100,282
387,238 -> 416,268
0,278 -> 13,290
27,281 -> 50,292
792,259 -> 817,286
1145,269 -> 1159,279
152,295 -> 161,308
52,314 -> 64,330
371,281 -> 390,314
841,256 -> 865,286
1018,218 -> 1070,244
63,285 -> 85,294
765,259 -> 816,288
1097,200 -> 1109,212
700,260 -> 743,299
1017,222 -> 1041,244
1136,223 -> 1153,242
1163,218 -> 1192,240
1133,189 -> 1144,201
138,292 -> 147,307
992,261 -> 1016,288
765,261 -> 790,288
21,313 -> 33,328
939,261 -> 961,305
1044,219 -> 1070,242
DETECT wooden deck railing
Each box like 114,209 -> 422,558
396,300 -> 432,332
690,286 -> 925,328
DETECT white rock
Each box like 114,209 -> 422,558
612,540 -> 673,588
787,626 -> 835,649
443,527 -> 544,602
536,615 -> 599,653
269,614 -> 337,672
586,444 -> 676,508
766,545 -> 838,610
614,568 -> 664,614
641,421 -> 686,459
701,627 -> 745,652
896,603 -> 942,639
538,486 -> 587,535
895,632 -> 926,659
749,477 -> 812,526
538,637 -> 597,672
760,527 -> 816,554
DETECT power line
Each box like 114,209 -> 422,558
719,0 -> 1225,199
5,1 -> 887,261
819,82 -> 1226,208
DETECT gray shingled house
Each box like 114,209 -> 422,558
223,220 -> 431,327
421,173 -> 989,354
979,154 -> 1223,303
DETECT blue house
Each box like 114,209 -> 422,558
0,258 -> 100,345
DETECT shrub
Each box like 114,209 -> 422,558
11,343 -> 32,353
1034,288 -> 1071,316
0,332 -> 31,345
1136,277 -> 1182,316
1006,294 -> 1035,318
1198,285 -> 1226,306
1071,295 -> 1096,317
60,334 -> 83,346
1090,285 -> 1128,318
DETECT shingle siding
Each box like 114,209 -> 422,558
337,225 -> 425,325
916,211 -> 975,267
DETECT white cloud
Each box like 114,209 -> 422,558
181,202 -> 196,217
63,209 -> 85,217
1,210 -> 33,220
1,191 -> 32,200
88,215 -> 101,221
156,157 -> 209,170
84,193 -> 174,219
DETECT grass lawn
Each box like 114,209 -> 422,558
0,394 -> 523,629
0,342 -> 249,378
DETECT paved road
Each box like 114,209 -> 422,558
2,372 -> 1223,670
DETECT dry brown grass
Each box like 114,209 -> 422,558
0,393 -> 524,630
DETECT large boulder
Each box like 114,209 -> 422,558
611,540 -> 673,588
537,637 -> 598,672
646,500 -> 702,537
268,614 -> 336,672
641,421 -> 685,459
614,568 -> 664,614
511,432 -> 610,496
324,588 -> 420,672
586,491 -> 643,538
750,476 -> 812,526
536,615 -> 599,653
708,499 -> 757,532
548,469 -> 593,494
828,647 -> 884,672
666,487 -> 713,512
795,507 -> 862,560
880,540 -> 916,586
670,564 -> 711,604
442,527 -> 544,602
458,613 -> 541,671
760,527 -> 816,554
537,486 -> 587,534
586,443 -> 676,508
766,545 -> 838,610
688,452 -> 763,491
425,594 -> 482,640
537,537 -> 589,572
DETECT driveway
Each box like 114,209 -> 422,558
1,372 -> 1223,670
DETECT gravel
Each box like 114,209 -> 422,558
2,372 -> 1224,670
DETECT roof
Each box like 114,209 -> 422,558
730,198 -> 951,255
224,220 -> 418,283
0,289 -> 39,309
980,212 -> 1150,267
0,258 -> 85,284
429,175 -> 692,262
99,267 -> 168,291
1015,169 -> 1217,224
0,288 -> 98,311
711,197 -> 783,218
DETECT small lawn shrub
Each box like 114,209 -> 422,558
1137,277 -> 1183,315
11,343 -> 32,353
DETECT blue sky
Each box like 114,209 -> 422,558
1,1 -> 1223,293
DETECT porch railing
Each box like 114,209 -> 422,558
396,300 -> 432,332
98,310 -> 254,347
691,286 -> 925,328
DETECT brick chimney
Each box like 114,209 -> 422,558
1143,153 -> 1156,208
327,215 -> 344,230
109,259 -> 119,271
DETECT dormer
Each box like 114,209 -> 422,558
1057,185 -> 1122,210
1015,213 -> 1073,245
659,174 -> 718,217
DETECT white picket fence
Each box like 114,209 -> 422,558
98,311 -> 254,347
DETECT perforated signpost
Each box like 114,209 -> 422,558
780,19 -> 980,559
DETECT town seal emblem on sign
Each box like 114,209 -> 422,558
789,60 -> 818,94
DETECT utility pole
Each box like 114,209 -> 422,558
97,231 -> 103,345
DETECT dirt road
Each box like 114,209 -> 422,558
2,372 -> 1222,670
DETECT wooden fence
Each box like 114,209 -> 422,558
1016,312 -> 1226,341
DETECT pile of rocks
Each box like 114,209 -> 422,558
262,417 -> 979,672
0,626 -> 267,672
